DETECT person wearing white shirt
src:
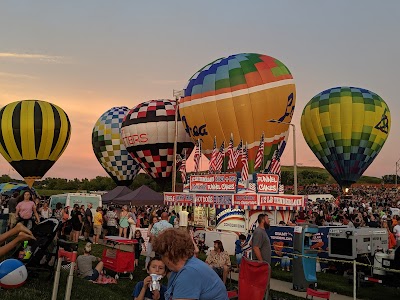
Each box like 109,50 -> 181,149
179,208 -> 189,228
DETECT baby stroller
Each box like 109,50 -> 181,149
15,218 -> 63,278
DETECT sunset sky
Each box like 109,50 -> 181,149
0,1 -> 399,181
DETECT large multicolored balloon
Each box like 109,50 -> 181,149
121,99 -> 194,183
301,86 -> 391,187
92,107 -> 141,186
0,100 -> 71,187
179,53 -> 296,172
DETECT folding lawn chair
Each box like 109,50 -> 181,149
227,257 -> 271,300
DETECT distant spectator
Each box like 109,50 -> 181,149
93,207 -> 103,244
235,234 -> 246,267
133,230 -> 145,267
150,212 -> 172,238
206,240 -> 231,285
84,203 -> 93,242
7,192 -> 19,229
105,207 -> 118,236
16,191 -> 40,229
128,207 -> 137,240
168,210 -> 177,226
39,202 -> 52,221
70,204 -> 83,243
119,205 -> 130,238
145,216 -> 159,270
77,243 -> 103,281
53,202 -> 63,222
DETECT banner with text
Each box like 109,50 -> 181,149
195,194 -> 233,207
189,173 -> 238,193
164,193 -> 305,210
216,208 -> 246,233
233,194 -> 259,207
256,173 -> 279,194
258,194 -> 304,209
164,193 -> 194,206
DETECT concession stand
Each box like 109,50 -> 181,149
165,173 -> 305,254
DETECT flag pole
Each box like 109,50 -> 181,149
199,138 -> 202,174
172,89 -> 184,192
245,142 -> 249,189
261,132 -> 265,173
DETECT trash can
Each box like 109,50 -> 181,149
0,213 -> 8,234
292,224 -> 318,291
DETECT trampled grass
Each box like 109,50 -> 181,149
2,241 -> 399,300
272,267 -> 400,300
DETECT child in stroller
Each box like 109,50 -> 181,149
15,218 -> 63,277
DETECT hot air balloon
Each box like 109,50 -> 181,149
0,100 -> 71,187
92,107 -> 141,186
301,86 -> 391,188
121,99 -> 194,185
179,53 -> 296,172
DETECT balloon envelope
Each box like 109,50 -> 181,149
0,182 -> 38,197
121,99 -> 194,183
179,53 -> 296,172
92,107 -> 141,186
0,100 -> 71,187
301,86 -> 391,187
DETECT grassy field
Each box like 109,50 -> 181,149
2,241 -> 399,300
0,241 -> 310,300
272,267 -> 400,300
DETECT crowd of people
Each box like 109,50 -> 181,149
2,183 -> 400,299
289,184 -> 400,249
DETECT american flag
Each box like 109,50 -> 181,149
179,151 -> 187,183
241,143 -> 248,181
209,137 -> 218,173
194,140 -> 201,172
254,133 -> 264,170
265,149 -> 281,175
229,140 -> 242,170
227,134 -> 234,169
215,141 -> 225,172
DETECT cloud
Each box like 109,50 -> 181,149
0,72 -> 37,79
0,52 -> 65,63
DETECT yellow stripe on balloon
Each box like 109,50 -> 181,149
49,106 -> 70,161
2,102 -> 22,161
37,101 -> 55,160
340,96 -> 352,144
351,103 -> 364,139
0,136 -> 12,162
20,101 -> 37,159
302,106 -> 321,152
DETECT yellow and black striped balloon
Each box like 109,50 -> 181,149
0,100 -> 71,187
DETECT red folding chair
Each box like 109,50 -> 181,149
228,257 -> 271,300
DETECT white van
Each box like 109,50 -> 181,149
49,193 -> 102,217
306,194 -> 335,203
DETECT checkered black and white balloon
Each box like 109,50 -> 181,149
121,100 -> 194,182
92,107 -> 141,186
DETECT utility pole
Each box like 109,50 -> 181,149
172,89 -> 185,192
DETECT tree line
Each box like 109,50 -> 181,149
0,169 -> 394,194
